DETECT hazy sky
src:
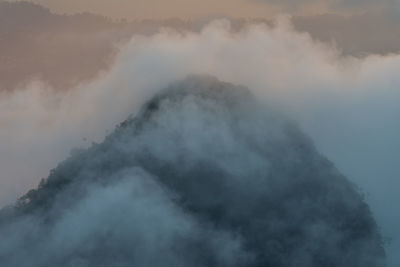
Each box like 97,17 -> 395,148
7,0 -> 397,19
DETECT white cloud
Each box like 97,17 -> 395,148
0,18 -> 399,265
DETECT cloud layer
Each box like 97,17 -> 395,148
2,1 -> 400,95
0,18 -> 399,265
0,76 -> 385,266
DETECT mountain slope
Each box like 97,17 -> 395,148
0,76 -> 385,267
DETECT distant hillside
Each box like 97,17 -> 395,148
0,2 -> 197,91
292,12 -> 400,56
0,1 -> 125,91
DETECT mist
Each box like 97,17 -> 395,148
0,76 -> 386,266
0,18 -> 399,265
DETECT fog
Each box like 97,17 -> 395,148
0,18 -> 399,265
0,76 -> 385,266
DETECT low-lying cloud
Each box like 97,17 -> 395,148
2,1 -> 400,96
0,18 -> 399,265
0,76 -> 386,266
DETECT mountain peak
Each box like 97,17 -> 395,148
0,76 -> 385,267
